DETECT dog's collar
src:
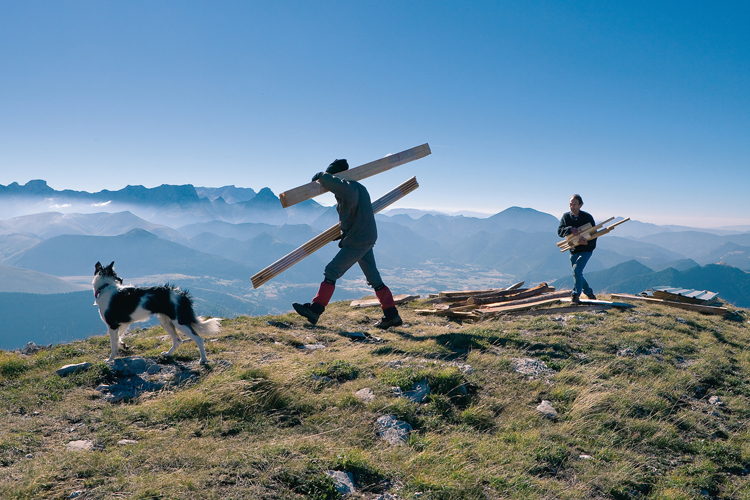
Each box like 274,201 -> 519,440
95,282 -> 111,299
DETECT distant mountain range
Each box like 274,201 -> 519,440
1,179 -> 749,349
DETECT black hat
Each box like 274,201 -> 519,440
326,159 -> 349,175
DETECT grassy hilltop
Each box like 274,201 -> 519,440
2,298 -> 750,499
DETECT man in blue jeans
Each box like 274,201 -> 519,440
557,194 -> 597,304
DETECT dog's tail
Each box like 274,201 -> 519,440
192,317 -> 221,337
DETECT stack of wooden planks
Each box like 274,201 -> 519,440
558,217 -> 630,252
611,287 -> 728,315
648,286 -> 720,305
415,282 -> 579,319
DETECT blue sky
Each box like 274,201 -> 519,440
1,1 -> 748,226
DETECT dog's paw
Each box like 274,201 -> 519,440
160,351 -> 172,357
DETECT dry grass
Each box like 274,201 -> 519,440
1,297 -> 750,499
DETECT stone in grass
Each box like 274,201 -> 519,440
56,362 -> 92,377
374,494 -> 402,500
299,344 -> 326,350
326,470 -> 356,495
355,388 -> 375,402
709,396 -> 725,407
117,439 -> 138,445
66,440 -> 94,451
536,400 -> 559,420
403,380 -> 430,403
108,357 -> 150,376
69,491 -> 84,499
511,358 -> 554,377
376,415 -> 413,445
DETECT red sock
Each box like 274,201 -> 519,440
375,285 -> 396,310
313,281 -> 335,307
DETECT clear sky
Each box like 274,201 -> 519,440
1,1 -> 748,227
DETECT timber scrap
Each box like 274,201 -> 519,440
415,282 -> 637,319
611,287 -> 728,316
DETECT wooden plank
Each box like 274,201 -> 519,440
426,281 -> 527,304
609,294 -> 728,315
476,298 -> 562,315
556,222 -> 593,247
279,144 -> 431,208
350,294 -> 420,308
477,291 -> 571,310
559,297 -> 635,309
557,218 -> 614,248
438,287 -> 506,298
559,218 -> 630,252
506,304 -> 612,316
251,177 -> 419,288
467,283 -> 551,305
652,290 -> 707,305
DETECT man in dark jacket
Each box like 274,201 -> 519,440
558,194 -> 597,303
292,159 -> 403,329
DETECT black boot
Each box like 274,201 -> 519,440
293,302 -> 325,325
375,306 -> 403,329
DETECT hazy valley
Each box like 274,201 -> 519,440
2,179 -> 750,350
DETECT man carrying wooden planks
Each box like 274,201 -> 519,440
292,159 -> 404,329
557,194 -> 597,304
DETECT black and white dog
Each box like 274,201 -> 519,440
93,261 -> 219,364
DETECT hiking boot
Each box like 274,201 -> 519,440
293,302 -> 325,325
571,294 -> 581,304
375,307 -> 403,329
584,292 -> 597,300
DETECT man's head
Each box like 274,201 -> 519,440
326,159 -> 349,175
569,194 -> 583,215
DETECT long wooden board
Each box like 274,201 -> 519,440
279,144 -> 431,208
350,294 -> 420,308
476,297 -> 562,315
509,304 -> 612,316
559,297 -> 635,309
609,294 -> 728,315
251,177 -> 419,288
467,284 -> 552,305
477,291 -> 571,310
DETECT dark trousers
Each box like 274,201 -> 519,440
324,245 -> 384,289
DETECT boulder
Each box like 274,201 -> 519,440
376,415 -> 412,445
66,440 -> 94,451
56,362 -> 92,377
355,388 -> 375,402
536,400 -> 559,420
326,470 -> 356,495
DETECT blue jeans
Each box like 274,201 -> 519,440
570,251 -> 594,297
324,245 -> 384,289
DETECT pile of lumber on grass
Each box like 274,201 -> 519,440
415,282 -> 591,319
611,286 -> 728,316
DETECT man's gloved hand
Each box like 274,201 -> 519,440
312,172 -> 324,182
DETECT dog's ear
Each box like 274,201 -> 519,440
108,261 -> 115,270
95,262 -> 102,274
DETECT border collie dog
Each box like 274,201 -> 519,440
93,261 -> 219,364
